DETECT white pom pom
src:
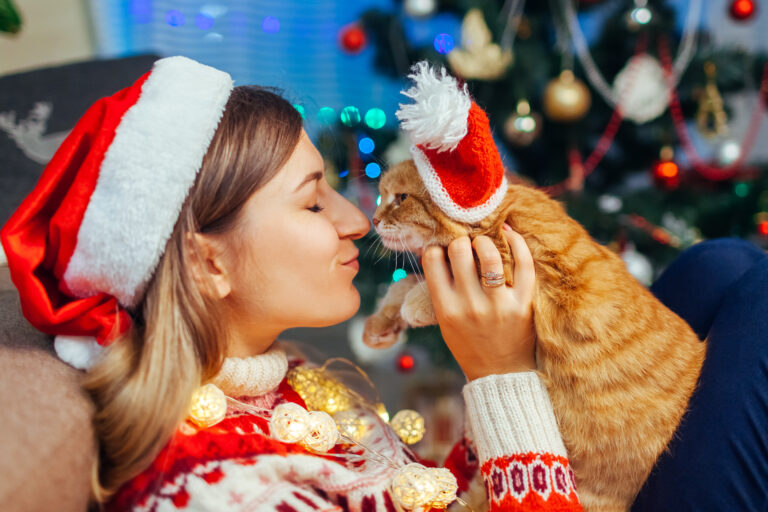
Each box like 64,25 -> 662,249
396,61 -> 472,153
54,335 -> 105,370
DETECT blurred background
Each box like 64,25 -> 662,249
1,0 -> 767,461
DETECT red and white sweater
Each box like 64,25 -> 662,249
108,347 -> 582,512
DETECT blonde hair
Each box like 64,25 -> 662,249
82,86 -> 303,502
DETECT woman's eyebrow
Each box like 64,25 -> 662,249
294,170 -> 324,192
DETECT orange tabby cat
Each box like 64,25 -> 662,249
364,159 -> 706,512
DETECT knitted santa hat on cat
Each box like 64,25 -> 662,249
0,56 -> 233,370
396,62 -> 508,224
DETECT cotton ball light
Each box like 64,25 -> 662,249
270,402 -> 311,443
301,411 -> 339,452
390,409 -> 425,444
188,383 -> 228,428
390,463 -> 439,510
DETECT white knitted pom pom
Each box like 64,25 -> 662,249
54,334 -> 105,370
396,61 -> 472,153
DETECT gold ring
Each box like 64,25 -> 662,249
481,271 -> 505,288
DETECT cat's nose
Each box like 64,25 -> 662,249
372,217 -> 380,227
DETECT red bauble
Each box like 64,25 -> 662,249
729,0 -> 756,20
758,220 -> 768,236
339,24 -> 367,54
652,160 -> 680,189
397,353 -> 415,372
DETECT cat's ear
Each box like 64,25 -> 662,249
185,232 -> 232,300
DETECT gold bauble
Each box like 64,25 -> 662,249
390,409 -> 425,445
188,383 -> 228,429
503,99 -> 541,147
287,367 -> 352,415
542,70 -> 591,122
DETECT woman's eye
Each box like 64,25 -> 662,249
308,204 -> 324,213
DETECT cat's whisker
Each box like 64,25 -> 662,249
397,234 -> 425,285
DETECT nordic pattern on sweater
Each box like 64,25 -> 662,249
109,359 -> 583,511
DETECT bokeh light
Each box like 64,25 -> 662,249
392,269 -> 407,282
195,13 -> 214,30
377,194 -> 382,206
339,170 -> 349,178
364,108 -> 387,129
293,104 -> 305,119
340,106 -> 362,127
262,16 -> 280,33
358,137 -> 375,154
165,10 -> 185,27
433,33 -> 454,54
365,163 -> 381,178
317,107 -> 336,124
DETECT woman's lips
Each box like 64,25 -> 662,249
342,251 -> 359,271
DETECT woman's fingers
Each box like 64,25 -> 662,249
447,236 -> 482,295
502,224 -> 535,301
472,236 -> 506,295
421,245 -> 453,300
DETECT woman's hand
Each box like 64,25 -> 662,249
422,224 -> 536,381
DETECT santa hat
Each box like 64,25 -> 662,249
0,56 -> 234,370
395,62 -> 507,224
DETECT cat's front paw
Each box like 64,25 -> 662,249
362,313 -> 407,349
400,283 -> 437,327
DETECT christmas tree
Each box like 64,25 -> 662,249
312,0 -> 768,372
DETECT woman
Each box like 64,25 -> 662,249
2,56 -> 765,511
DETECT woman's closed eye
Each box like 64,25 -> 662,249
308,204 -> 324,212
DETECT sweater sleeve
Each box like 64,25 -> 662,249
456,371 -> 583,511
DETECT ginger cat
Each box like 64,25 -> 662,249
364,159 -> 706,512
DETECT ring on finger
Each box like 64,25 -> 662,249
481,271 -> 505,288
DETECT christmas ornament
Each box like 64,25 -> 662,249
397,353 -> 415,372
404,0 -> 436,18
758,219 -> 768,236
696,61 -> 728,138
447,9 -> 513,80
652,146 -> 680,189
503,99 -> 541,147
543,70 -> 591,122
287,367 -> 352,415
339,24 -> 367,54
620,244 -> 653,286
717,139 -> 741,166
613,54 -> 669,124
626,0 -> 654,31
729,0 -> 756,21
390,409 -> 426,444
188,383 -> 228,428
0,0 -> 21,34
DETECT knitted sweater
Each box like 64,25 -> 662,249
108,346 -> 582,512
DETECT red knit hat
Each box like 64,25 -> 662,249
0,56 -> 233,369
396,62 -> 507,224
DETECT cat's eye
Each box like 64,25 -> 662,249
395,193 -> 409,206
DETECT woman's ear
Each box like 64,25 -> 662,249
186,232 -> 232,299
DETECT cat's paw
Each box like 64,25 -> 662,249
401,284 -> 437,327
362,313 -> 407,349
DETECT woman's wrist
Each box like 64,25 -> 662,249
462,372 -> 567,462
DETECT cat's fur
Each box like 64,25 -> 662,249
364,160 -> 706,512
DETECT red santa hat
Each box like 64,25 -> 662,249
395,62 -> 508,224
0,56 -> 234,369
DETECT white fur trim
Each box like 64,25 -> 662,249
54,334 -> 105,370
396,61 -> 472,153
62,56 -> 233,308
411,145 -> 507,224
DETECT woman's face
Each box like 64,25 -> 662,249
215,130 -> 370,354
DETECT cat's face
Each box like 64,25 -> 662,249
372,160 -> 470,253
